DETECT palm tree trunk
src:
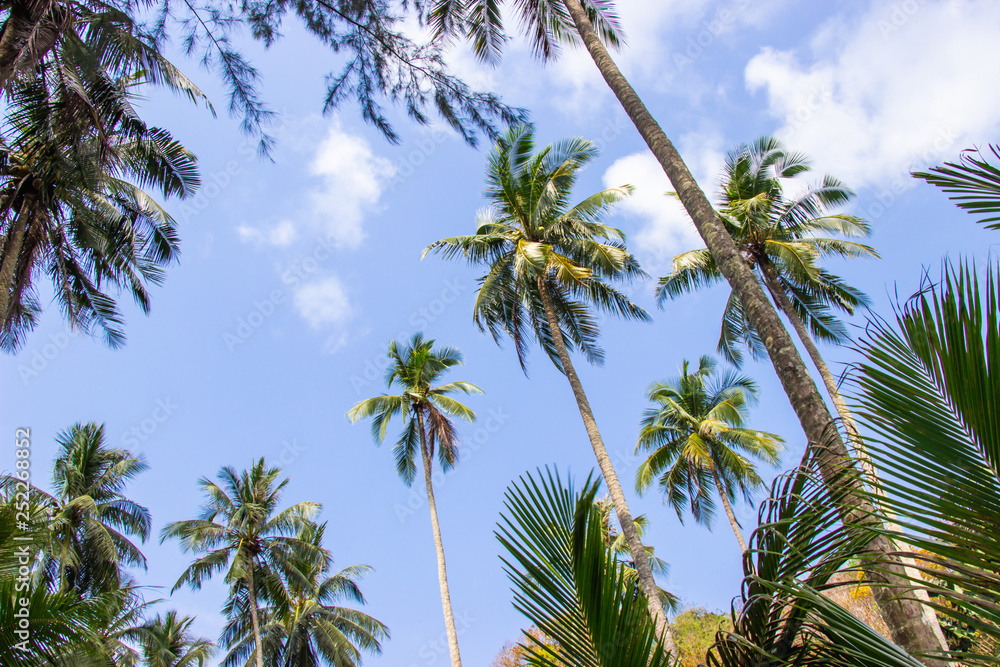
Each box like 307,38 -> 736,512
0,198 -> 31,323
560,0 -> 949,661
758,261 -> 947,642
757,263 -> 864,447
536,275 -> 678,654
416,410 -> 464,667
246,567 -> 265,667
710,467 -> 747,554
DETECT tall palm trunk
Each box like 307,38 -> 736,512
536,276 -> 678,653
245,565 -> 265,667
758,261 -> 945,633
560,0 -> 949,661
757,263 -> 863,447
0,198 -> 32,322
711,467 -> 747,554
416,410 -> 464,667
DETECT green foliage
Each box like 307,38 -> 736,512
706,259 -> 1000,666
148,0 -> 527,153
347,332 -> 482,485
671,608 -> 730,667
635,356 -> 783,532
656,136 -> 876,366
424,124 -> 648,373
1,19 -> 204,351
497,468 -> 673,667
914,144 -> 1000,229
220,522 -> 388,667
161,458 -> 323,665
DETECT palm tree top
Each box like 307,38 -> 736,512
424,124 -> 650,372
136,610 -> 216,667
348,333 -> 483,485
656,136 -> 878,365
160,457 -> 322,592
635,356 -> 784,528
52,422 -> 150,506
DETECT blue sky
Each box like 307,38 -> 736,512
4,0 -> 1000,664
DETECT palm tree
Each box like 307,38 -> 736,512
221,522 -> 388,667
135,611 -> 216,667
161,458 -> 322,667
634,356 -> 783,553
28,422 -> 152,596
426,3 -> 949,659
347,333 -> 482,667
657,137 -> 877,450
423,124 -> 673,645
913,143 -> 1000,229
0,37 -> 202,351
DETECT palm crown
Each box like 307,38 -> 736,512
424,124 -> 648,371
221,522 -> 388,667
38,422 -> 151,595
347,332 -> 482,485
0,19 -> 205,351
135,610 -> 216,667
635,356 -> 783,531
162,459 -> 322,595
656,136 -> 877,365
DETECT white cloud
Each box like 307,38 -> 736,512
307,122 -> 397,249
292,277 -> 353,329
603,132 -> 726,269
745,0 -> 1000,190
237,219 -> 298,247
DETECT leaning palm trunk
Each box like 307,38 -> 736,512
537,276 -> 678,653
759,261 -> 946,643
757,264 -> 864,450
417,411 -> 464,667
710,467 -> 747,554
245,567 -> 265,667
560,0 -> 948,661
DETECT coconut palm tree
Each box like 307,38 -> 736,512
656,137 -> 877,450
635,356 -> 784,553
135,611 -> 216,667
423,124 -> 672,645
27,422 -> 152,596
0,36 -> 202,351
347,333 -> 482,667
426,3 -> 949,658
221,522 -> 388,667
711,261 -> 1000,667
161,458 -> 322,667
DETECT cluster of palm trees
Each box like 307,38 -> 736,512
0,426 -> 387,666
5,0 -> 1000,664
339,122 -> 896,667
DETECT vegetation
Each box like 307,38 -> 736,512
5,3 -> 1000,667
161,459 -> 324,667
424,124 -> 674,646
348,333 -> 482,667
635,356 -> 784,553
